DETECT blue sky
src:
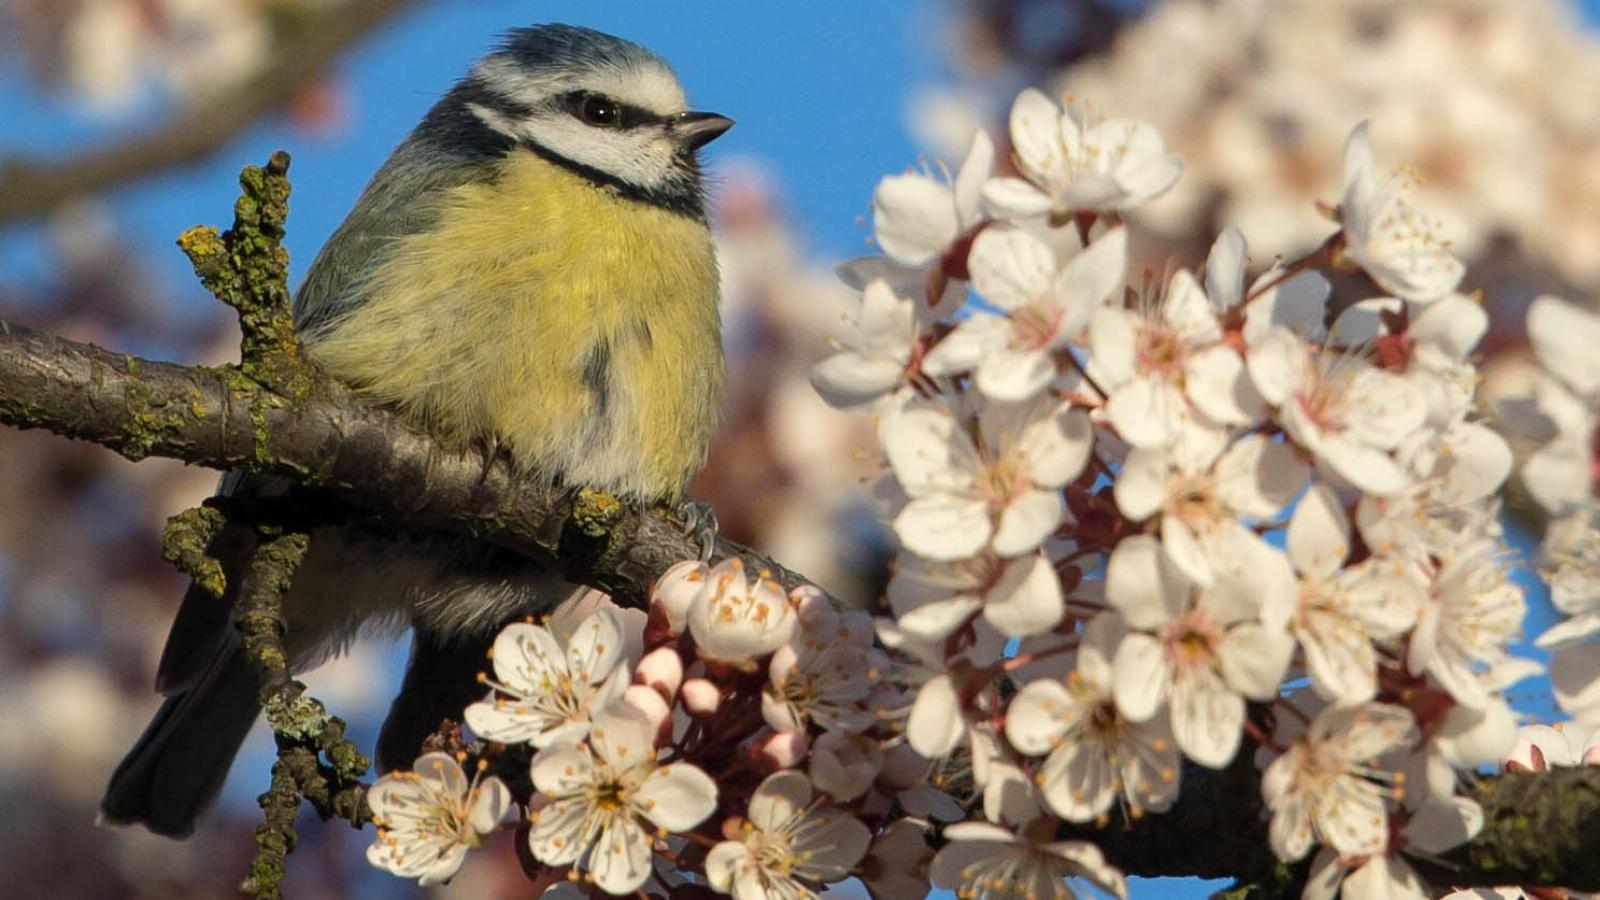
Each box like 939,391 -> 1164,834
0,1 -> 944,306
0,2 -> 1590,897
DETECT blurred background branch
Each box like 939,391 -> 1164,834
0,0 -> 419,228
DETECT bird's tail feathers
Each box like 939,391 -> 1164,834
99,639 -> 261,838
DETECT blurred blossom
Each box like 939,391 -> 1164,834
8,0 -> 287,112
927,0 -> 1600,299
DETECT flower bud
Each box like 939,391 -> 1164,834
681,678 -> 722,717
745,727 -> 808,772
687,558 -> 796,666
635,646 -> 684,701
622,684 -> 672,746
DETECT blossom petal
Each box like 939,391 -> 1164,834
1112,632 -> 1171,722
1288,483 -> 1350,581
908,675 -> 966,758
526,795 -> 591,865
1008,88 -> 1067,188
981,552 -> 1065,637
1106,534 -> 1188,629
704,842 -> 748,893
992,489 -> 1065,557
896,494 -> 993,560
1169,670 -> 1244,767
882,404 -> 980,496
982,176 -> 1056,218
1219,623 -> 1294,701
587,816 -> 653,895
1205,227 -> 1247,308
1529,295 -> 1600,396
636,762 -> 718,832
873,173 -> 958,267
969,225 -> 1057,312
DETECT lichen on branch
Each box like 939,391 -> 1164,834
177,151 -> 309,398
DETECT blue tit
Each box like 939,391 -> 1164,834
101,23 -> 731,837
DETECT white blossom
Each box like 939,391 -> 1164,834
873,130 -> 993,269
463,607 -> 630,749
1105,534 -> 1295,767
527,704 -> 717,894
1339,121 -> 1465,303
929,820 -> 1128,900
1248,328 -> 1426,496
705,771 -> 872,899
983,88 -> 1182,217
1408,537 -> 1527,710
1088,268 -> 1258,447
366,752 -> 511,886
762,606 -> 882,734
1261,702 -> 1416,861
687,558 -> 798,666
1519,295 -> 1600,516
1506,723 -> 1600,770
1005,613 -> 1182,821
1114,433 -> 1305,587
883,396 -> 1092,561
810,278 -> 918,409
923,225 -> 1127,401
1287,484 -> 1423,704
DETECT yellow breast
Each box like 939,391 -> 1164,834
302,150 -> 724,499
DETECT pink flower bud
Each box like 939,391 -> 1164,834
622,684 -> 671,745
635,646 -> 684,700
681,678 -> 722,716
651,559 -> 709,636
746,727 -> 808,772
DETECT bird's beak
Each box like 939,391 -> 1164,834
674,111 -> 734,150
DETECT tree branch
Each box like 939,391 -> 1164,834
0,0 -> 421,228
1067,758 -> 1600,893
0,318 -> 809,604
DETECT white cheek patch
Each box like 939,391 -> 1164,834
468,103 -> 678,190
529,117 -> 679,189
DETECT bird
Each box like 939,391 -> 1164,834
100,23 -> 731,837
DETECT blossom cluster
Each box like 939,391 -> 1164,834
807,87 -> 1560,899
366,568 -> 928,898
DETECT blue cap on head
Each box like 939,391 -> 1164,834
494,23 -> 673,79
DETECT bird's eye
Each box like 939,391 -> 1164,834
578,94 -> 620,127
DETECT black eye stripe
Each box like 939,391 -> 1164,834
561,91 -> 664,129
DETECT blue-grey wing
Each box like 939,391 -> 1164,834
293,88 -> 511,333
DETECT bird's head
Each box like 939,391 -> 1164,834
419,24 -> 732,215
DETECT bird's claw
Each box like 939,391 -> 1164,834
674,498 -> 720,562
473,433 -> 512,484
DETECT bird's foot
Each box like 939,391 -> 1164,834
472,433 -> 513,484
672,498 -> 720,562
